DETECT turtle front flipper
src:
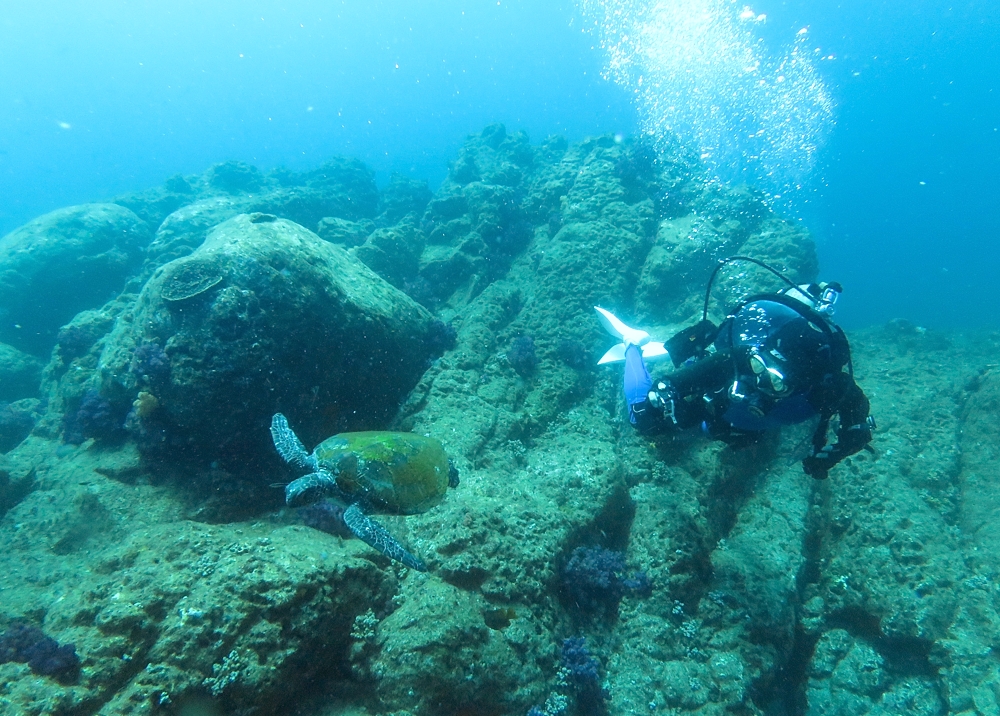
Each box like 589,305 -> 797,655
271,413 -> 319,472
285,471 -> 336,506
343,503 -> 427,572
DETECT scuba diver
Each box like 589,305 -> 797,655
597,256 -> 874,479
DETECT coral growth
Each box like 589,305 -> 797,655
561,637 -> 610,715
562,546 -> 651,614
527,637 -> 610,716
62,388 -> 125,444
130,341 -> 171,387
508,335 -> 538,376
425,319 -> 458,356
0,623 -> 80,683
556,339 -> 592,370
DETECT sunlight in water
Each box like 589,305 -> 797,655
579,0 -> 834,198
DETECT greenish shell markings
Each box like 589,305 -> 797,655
316,431 -> 450,515
269,413 -> 458,571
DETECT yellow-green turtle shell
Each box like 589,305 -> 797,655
314,431 -> 450,514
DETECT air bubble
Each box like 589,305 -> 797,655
579,0 -> 834,201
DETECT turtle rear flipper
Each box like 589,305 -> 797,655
271,413 -> 319,472
344,503 -> 427,572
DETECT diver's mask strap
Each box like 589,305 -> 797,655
816,282 -> 842,317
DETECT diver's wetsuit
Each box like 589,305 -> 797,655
625,295 -> 873,479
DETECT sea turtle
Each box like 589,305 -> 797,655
270,413 -> 458,571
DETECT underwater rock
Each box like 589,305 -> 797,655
112,175 -> 198,230
371,579 -> 543,715
0,399 -> 40,453
52,309 -> 118,365
352,218 -> 425,288
413,178 -> 536,304
277,156 -> 380,219
35,295 -> 136,446
0,203 -> 151,356
142,157 -> 380,270
0,513 -> 394,715
447,123 -> 534,188
804,628 -> 945,715
98,213 -> 441,477
205,160 -> 266,194
635,187 -> 819,324
144,196 -> 253,267
378,174 -> 433,224
315,216 -> 374,247
0,342 -> 42,402
958,369 -> 1000,554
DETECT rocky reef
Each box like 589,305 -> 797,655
0,126 -> 998,716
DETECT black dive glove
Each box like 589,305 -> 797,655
802,451 -> 836,480
802,418 -> 874,480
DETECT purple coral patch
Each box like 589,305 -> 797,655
0,623 -> 80,682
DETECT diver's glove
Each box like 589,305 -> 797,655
837,418 -> 875,454
802,451 -> 836,480
802,417 -> 875,479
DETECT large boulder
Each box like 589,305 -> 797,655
98,213 -> 442,474
0,204 -> 150,355
142,158 -> 381,270
143,196 -> 252,267
0,342 -> 42,402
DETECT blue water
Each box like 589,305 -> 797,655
1,0 -> 997,329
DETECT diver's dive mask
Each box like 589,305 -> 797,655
748,348 -> 791,396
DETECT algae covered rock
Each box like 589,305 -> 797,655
0,342 -> 42,401
371,580 -> 544,714
0,203 -> 150,355
144,196 -> 252,267
141,157 -> 381,270
316,216 -> 374,247
0,479 -> 395,716
98,213 -> 441,474
353,219 -> 425,288
377,174 -> 433,224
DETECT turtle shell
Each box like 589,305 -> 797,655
314,431 -> 451,514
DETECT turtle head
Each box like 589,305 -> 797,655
285,471 -> 332,507
284,458 -> 354,507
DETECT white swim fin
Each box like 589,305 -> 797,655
594,307 -> 669,364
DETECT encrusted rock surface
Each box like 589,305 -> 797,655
0,127 -> 997,716
0,204 -> 151,355
96,213 -> 440,477
0,342 -> 42,402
